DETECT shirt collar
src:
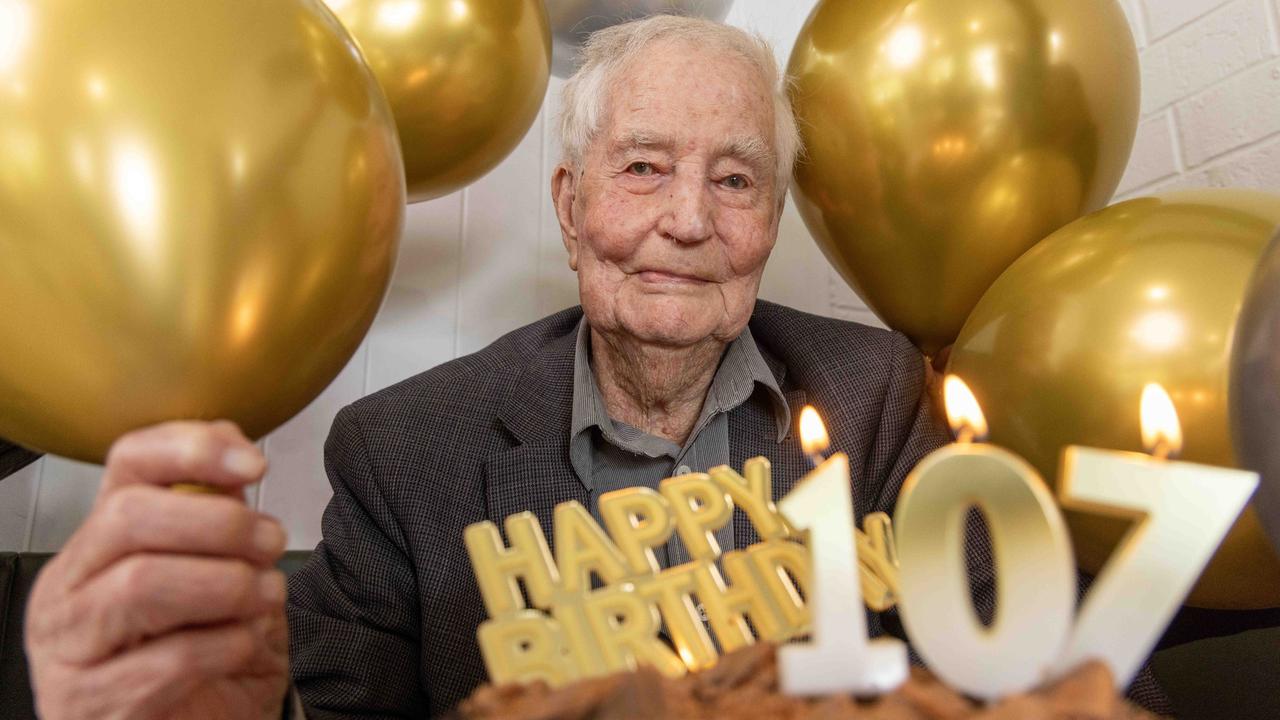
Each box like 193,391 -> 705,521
569,317 -> 791,446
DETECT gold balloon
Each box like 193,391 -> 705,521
949,190 -> 1280,609
324,0 -> 551,202
0,0 -> 405,463
788,0 -> 1139,355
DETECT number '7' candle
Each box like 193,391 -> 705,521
1053,383 -> 1258,688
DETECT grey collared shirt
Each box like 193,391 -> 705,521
568,318 -> 790,568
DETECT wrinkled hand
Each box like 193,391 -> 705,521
25,421 -> 290,720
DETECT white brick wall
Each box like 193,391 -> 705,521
1139,0 -> 1274,115
1120,0 -> 1150,48
1118,112 -> 1182,193
1143,0 -> 1234,42
5,0 -> 1280,551
1171,132 -> 1280,189
1121,0 -> 1280,198
1177,58 -> 1280,166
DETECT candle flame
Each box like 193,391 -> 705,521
799,406 -> 830,456
943,375 -> 988,442
1140,383 -> 1182,458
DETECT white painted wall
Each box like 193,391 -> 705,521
3,0 -> 1278,552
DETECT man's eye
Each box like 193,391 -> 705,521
722,174 -> 750,190
627,161 -> 654,176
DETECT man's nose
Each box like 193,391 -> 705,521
658,170 -> 714,244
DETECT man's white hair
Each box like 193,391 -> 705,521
558,15 -> 801,195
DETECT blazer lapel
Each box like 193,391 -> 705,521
486,322 -> 589,540
483,441 -> 587,542
728,387 -> 810,547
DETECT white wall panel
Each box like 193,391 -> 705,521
27,457 -> 101,552
365,194 -> 465,393
0,458 -> 40,551
258,346 -> 369,550
457,117 -> 548,355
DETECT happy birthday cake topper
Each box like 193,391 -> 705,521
463,458 -> 900,686
465,390 -> 1259,700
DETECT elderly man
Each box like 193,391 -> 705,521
23,16 -> 1170,720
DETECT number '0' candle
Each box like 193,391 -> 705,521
894,377 -> 1077,700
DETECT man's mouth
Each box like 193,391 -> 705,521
635,269 -> 711,284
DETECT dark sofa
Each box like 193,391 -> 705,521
0,440 -> 40,482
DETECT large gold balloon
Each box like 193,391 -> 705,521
0,0 -> 405,463
949,190 -> 1280,609
324,0 -> 551,202
788,0 -> 1139,355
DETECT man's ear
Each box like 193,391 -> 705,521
551,163 -> 579,271
769,188 -> 787,244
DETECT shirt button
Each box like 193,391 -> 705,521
676,464 -> 692,476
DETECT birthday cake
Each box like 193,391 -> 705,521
459,402 -> 1243,720
457,643 -> 1162,720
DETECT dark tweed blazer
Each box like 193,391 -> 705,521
286,301 -> 1170,718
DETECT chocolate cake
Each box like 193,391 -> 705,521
456,644 -> 1163,720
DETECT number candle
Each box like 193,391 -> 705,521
778,408 -> 908,695
895,377 -> 1077,700
1054,383 -> 1258,688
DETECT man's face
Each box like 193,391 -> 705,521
554,39 -> 782,348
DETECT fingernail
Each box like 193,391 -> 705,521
258,571 -> 286,604
221,447 -> 265,478
253,518 -> 286,556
